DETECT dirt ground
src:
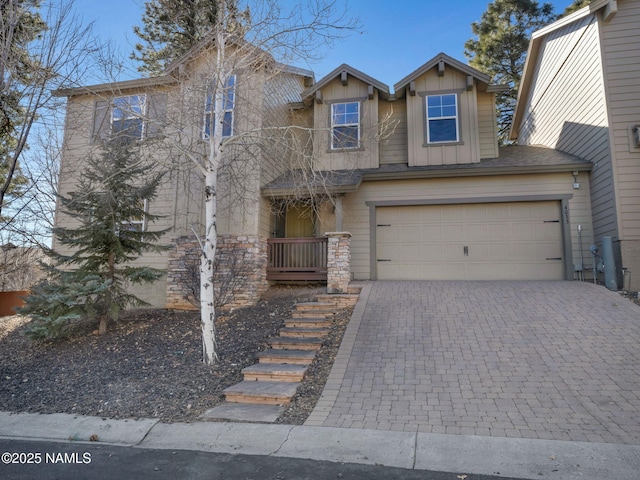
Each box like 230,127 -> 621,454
0,286 -> 352,424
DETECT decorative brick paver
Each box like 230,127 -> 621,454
311,281 -> 640,444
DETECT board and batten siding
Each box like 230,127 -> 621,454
379,100 -> 408,165
477,91 -> 499,159
312,78 -> 380,171
601,0 -> 640,241
406,68 -> 481,167
342,173 -> 593,281
516,13 -> 616,242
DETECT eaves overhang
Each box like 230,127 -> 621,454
302,63 -> 390,101
261,147 -> 591,197
53,75 -> 178,97
393,52 -> 496,97
261,182 -> 362,199
361,162 -> 592,183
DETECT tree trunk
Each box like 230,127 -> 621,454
98,317 -> 108,335
200,172 -> 219,364
199,20 -> 227,365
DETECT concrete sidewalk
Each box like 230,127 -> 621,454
1,411 -> 640,479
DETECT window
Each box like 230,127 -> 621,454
121,198 -> 149,233
331,102 -> 360,150
426,94 -> 458,143
203,75 -> 236,139
111,95 -> 146,140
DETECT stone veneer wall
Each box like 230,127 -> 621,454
325,232 -> 352,294
166,234 -> 268,311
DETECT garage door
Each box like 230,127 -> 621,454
376,201 -> 564,280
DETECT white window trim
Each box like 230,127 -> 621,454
123,198 -> 149,232
203,75 -> 236,140
330,101 -> 361,151
111,95 -> 147,140
425,93 -> 460,144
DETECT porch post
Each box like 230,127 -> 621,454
325,231 -> 352,294
335,196 -> 344,232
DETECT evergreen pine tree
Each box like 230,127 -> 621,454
131,0 -> 249,76
464,0 -> 556,144
562,0 -> 594,16
21,139 -> 170,338
0,0 -> 46,218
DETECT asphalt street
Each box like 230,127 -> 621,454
0,439 -> 523,480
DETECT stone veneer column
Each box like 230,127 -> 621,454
166,234 -> 268,311
325,232 -> 352,294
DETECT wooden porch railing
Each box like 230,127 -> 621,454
267,237 -> 328,281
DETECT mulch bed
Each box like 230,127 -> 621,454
0,286 -> 353,424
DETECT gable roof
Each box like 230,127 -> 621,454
53,75 -> 178,98
510,0 -> 615,139
393,52 -> 504,97
54,34 -> 314,98
302,63 -> 390,101
164,32 -> 313,81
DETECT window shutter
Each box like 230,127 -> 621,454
146,93 -> 167,138
91,100 -> 110,143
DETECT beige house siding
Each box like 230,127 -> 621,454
55,56 -> 310,306
516,13 -> 616,242
260,71 -> 309,185
601,0 -> 640,240
600,0 -> 640,285
342,173 -> 593,281
55,95 -> 177,307
477,91 -> 499,159
379,100 -> 408,165
312,77 -> 380,171
259,71 -> 311,238
406,68 -> 480,167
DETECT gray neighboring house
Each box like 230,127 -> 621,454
511,0 -> 640,290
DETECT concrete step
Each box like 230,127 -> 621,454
279,327 -> 330,338
200,403 -> 282,423
294,301 -> 336,311
268,336 -> 323,351
291,309 -> 336,319
224,381 -> 300,405
242,363 -> 307,382
292,303 -> 335,318
316,293 -> 360,308
285,317 -> 332,328
258,349 -> 316,365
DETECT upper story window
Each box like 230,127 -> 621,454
111,95 -> 146,140
121,198 -> 149,233
426,94 -> 458,143
331,101 -> 360,150
92,93 -> 166,144
203,75 -> 236,139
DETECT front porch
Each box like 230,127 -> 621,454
266,237 -> 328,281
266,196 -> 347,283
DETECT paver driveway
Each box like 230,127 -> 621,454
308,281 -> 640,444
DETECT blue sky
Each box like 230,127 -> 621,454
75,0 -> 572,91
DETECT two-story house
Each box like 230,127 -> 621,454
265,53 -> 593,285
55,40 -> 595,309
511,0 -> 640,290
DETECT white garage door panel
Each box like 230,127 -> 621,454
376,202 -> 564,281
